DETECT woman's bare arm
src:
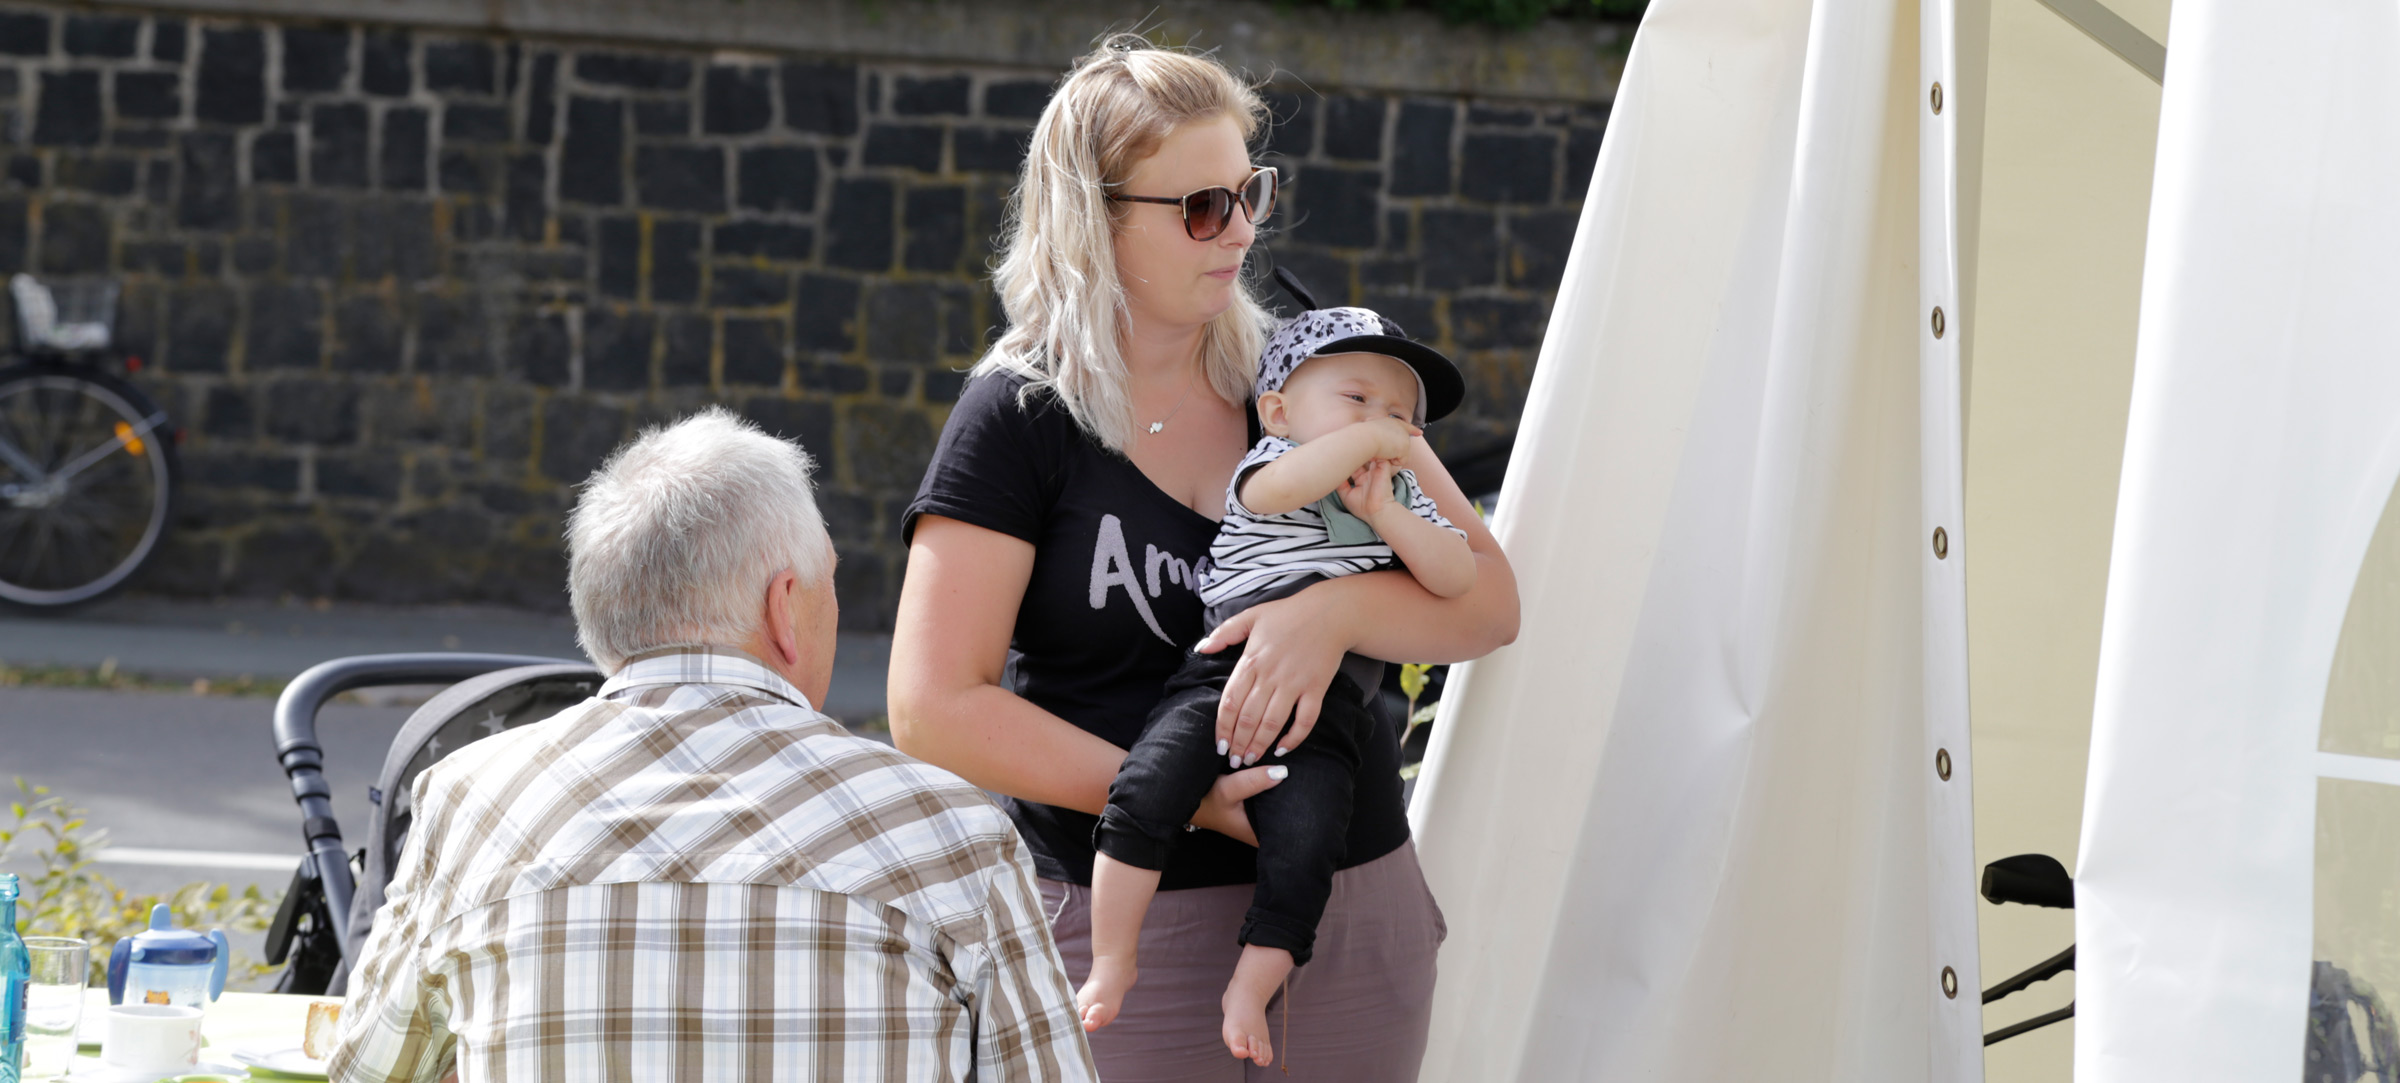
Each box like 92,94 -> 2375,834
1205,436 -> 1520,763
889,514 -> 1280,842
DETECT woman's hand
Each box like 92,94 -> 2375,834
1187,764 -> 1287,847
1199,585 -> 1355,765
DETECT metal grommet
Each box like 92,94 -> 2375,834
1931,306 -> 1947,339
1935,748 -> 1952,781
1941,966 -> 1959,998
1932,526 -> 1949,559
1931,81 -> 1944,114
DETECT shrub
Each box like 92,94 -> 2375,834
1291,0 -> 1646,28
2,779 -> 281,989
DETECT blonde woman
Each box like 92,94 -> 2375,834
891,36 -> 1519,1081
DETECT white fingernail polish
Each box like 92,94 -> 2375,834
1244,753 -> 1259,766
1217,739 -> 1229,756
1274,747 -> 1288,757
1231,754 -> 1242,769
1266,766 -> 1289,780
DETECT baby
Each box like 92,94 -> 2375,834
1077,283 -> 1475,1068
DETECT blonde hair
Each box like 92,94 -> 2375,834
976,34 -> 1272,453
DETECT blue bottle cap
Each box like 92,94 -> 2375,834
125,904 -> 219,966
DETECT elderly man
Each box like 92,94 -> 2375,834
330,409 -> 1096,1082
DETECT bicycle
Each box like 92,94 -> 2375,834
0,273 -> 180,609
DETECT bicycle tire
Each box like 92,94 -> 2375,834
0,361 -> 178,609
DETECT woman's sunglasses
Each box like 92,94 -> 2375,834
1105,167 -> 1279,241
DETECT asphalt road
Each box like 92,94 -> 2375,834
2,684 -> 408,894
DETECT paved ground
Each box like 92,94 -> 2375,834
0,594 -> 895,984
0,594 -> 891,717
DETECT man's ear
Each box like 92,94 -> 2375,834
1257,390 -> 1290,436
761,569 -> 801,667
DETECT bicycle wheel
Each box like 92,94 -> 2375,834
0,362 -> 177,608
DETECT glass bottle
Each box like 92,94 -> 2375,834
1,873 -> 29,1083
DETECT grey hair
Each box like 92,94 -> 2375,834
565,407 -> 833,673
976,33 -> 1272,453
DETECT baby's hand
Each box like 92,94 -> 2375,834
1337,458 -> 1398,519
1350,417 -> 1421,463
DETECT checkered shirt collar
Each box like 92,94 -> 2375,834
599,646 -> 815,713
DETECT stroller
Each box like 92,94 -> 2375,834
262,653 -> 602,995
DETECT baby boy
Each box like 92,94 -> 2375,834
1076,286 -> 1475,1069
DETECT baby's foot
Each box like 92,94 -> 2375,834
1076,955 -> 1136,1032
1221,985 -> 1274,1067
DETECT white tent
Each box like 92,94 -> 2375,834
1401,0 -> 2400,1078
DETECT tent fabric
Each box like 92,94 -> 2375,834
2074,1 -> 2400,1078
1406,0 -> 1981,1077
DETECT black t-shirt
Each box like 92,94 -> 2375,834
902,372 -> 1410,889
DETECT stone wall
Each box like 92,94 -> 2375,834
0,0 -> 1617,627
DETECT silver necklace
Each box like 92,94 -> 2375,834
1146,369 -> 1199,435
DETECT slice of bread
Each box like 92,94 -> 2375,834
302,1001 -> 343,1061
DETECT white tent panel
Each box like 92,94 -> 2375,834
2075,0 -> 2400,1077
1407,0 -> 1980,1076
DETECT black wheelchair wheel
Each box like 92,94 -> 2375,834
0,362 -> 177,609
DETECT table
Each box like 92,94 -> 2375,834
76,987 -> 342,1078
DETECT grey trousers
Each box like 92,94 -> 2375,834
1040,840 -> 1447,1082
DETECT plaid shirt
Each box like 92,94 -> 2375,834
330,647 -> 1096,1083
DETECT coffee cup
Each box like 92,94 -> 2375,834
102,1003 -> 204,1076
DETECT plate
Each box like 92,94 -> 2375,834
63,1054 -> 249,1081
227,1046 -> 327,1080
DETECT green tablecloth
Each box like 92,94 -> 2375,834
77,987 -> 342,1077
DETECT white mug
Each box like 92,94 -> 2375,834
102,1003 -> 204,1075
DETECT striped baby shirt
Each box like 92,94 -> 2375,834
1197,435 -> 1465,609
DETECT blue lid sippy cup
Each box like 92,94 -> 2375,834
107,905 -> 229,1008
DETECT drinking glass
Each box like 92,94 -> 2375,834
22,936 -> 90,1080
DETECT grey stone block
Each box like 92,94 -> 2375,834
114,71 -> 180,120
0,12 -> 48,56
737,145 -> 817,213
425,38 -> 497,94
632,98 -> 689,136
714,219 -> 811,261
310,103 -> 371,186
651,217 -> 700,302
63,15 -> 137,58
1460,132 -> 1556,204
903,186 -> 964,272
704,65 -> 772,134
634,143 -> 725,213
894,74 -> 969,116
34,71 -> 101,147
582,308 -> 654,391
559,97 -> 624,205
249,282 -> 326,371
983,79 -> 1050,119
793,272 -> 859,351
38,201 -> 108,273
574,52 -> 691,90
197,28 -> 266,125
265,377 -> 358,443
362,29 -> 411,96
864,282 -> 938,364
824,178 -> 893,270
282,26 -> 352,93
379,107 -> 429,190
660,311 -> 711,387
781,61 -> 857,135
863,124 -> 942,172
722,316 -> 784,386
1291,167 -> 1380,248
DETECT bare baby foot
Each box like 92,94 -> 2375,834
1221,984 -> 1275,1067
1076,954 -> 1136,1032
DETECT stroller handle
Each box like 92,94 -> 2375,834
273,652 -> 586,946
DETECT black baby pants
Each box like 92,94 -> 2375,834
1092,640 -> 1370,967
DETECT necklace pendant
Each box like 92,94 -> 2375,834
1148,421 -> 1164,434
